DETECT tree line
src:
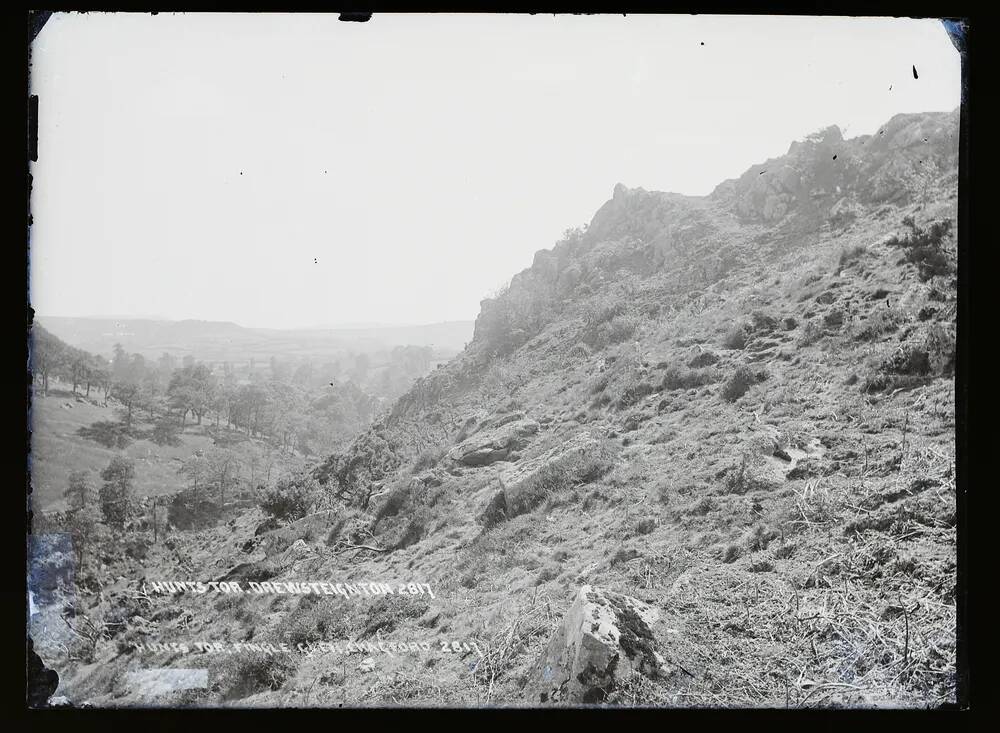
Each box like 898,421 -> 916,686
30,325 -> 435,457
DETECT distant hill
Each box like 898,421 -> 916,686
33,316 -> 475,362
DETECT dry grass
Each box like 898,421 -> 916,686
470,592 -> 559,704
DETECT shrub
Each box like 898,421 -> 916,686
504,440 -> 619,518
361,595 -> 430,639
148,419 -> 183,447
581,297 -> 637,348
861,323 -> 954,393
797,319 -> 824,347
661,366 -> 715,391
604,353 -> 654,410
506,463 -> 575,517
721,324 -> 750,350
925,322 -> 956,375
772,543 -> 796,559
720,543 -> 743,563
391,507 -> 432,550
99,456 -> 135,530
584,297 -> 628,328
223,651 -> 298,699
77,420 -> 135,449
411,445 -> 445,473
823,309 -> 845,328
837,243 -> 867,270
607,314 -> 638,344
617,380 -> 656,409
744,524 -> 778,552
723,454 -> 753,494
750,312 -> 779,333
721,366 -> 761,402
258,474 -> 326,522
829,208 -> 858,229
589,373 -> 610,395
885,218 -> 954,282
686,497 -> 715,516
852,307 -> 904,341
277,596 -> 350,647
687,350 -> 719,368
373,480 -> 412,524
721,454 -> 773,495
169,489 -> 224,530
883,346 -> 932,376
629,517 -> 657,537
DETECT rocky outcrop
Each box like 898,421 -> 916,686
447,419 -> 539,466
526,585 -> 675,704
500,431 -> 601,505
712,110 -> 959,226
477,431 -> 613,528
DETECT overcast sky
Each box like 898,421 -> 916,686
29,14 -> 961,329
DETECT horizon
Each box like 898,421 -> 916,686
34,313 -> 476,331
29,14 -> 961,329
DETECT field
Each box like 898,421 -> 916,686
30,381 -> 218,510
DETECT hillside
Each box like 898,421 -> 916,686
29,385 -> 218,509
31,110 -> 959,708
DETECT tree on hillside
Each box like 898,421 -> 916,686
84,354 -> 109,398
109,352 -> 153,427
90,357 -> 113,405
203,448 -> 242,505
138,370 -> 163,421
167,363 -> 216,425
156,352 -> 177,383
67,349 -> 91,394
111,380 -> 141,427
233,383 -> 270,437
179,452 -> 209,491
209,389 -> 228,427
64,503 -> 101,566
30,326 -> 66,395
125,353 -> 149,390
65,470 -> 96,513
63,470 -> 100,565
267,381 -> 306,450
111,343 -> 130,382
99,455 -> 135,530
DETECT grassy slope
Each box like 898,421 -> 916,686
44,193 -> 957,708
31,384 -> 219,510
37,114 -> 958,708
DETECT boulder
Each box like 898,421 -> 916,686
526,585 -> 673,704
448,419 -> 539,466
496,431 -> 606,516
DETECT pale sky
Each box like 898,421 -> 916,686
29,14 -> 961,329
